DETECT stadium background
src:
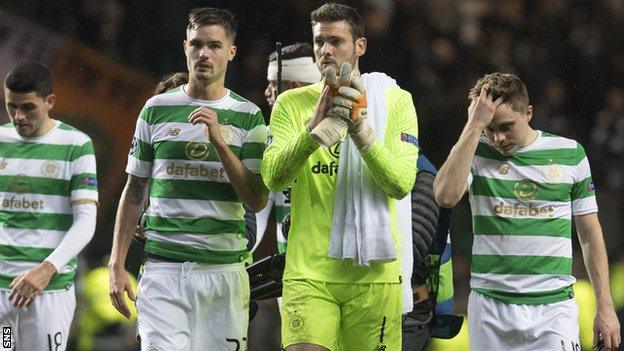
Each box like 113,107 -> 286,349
0,0 -> 623,350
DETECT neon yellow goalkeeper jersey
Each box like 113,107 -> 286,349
261,82 -> 419,284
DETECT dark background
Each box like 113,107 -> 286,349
1,1 -> 623,350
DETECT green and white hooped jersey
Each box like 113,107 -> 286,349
0,120 -> 98,291
126,86 -> 267,264
467,131 -> 597,304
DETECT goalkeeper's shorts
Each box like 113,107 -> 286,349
281,279 -> 402,351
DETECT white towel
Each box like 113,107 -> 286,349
329,72 -> 412,271
399,191 -> 414,313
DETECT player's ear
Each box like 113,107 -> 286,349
355,37 -> 366,57
526,105 -> 533,122
228,45 -> 237,61
45,94 -> 56,111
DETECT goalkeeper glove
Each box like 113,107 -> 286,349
309,63 -> 354,147
327,69 -> 375,150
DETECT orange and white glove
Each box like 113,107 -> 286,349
327,69 -> 375,150
309,63 -> 352,147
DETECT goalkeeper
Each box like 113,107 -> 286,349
261,3 -> 419,350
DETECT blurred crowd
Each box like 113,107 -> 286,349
9,0 -> 624,189
4,0 -> 624,349
11,0 -> 624,230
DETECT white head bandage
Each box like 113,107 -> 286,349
267,57 -> 322,84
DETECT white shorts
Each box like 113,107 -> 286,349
136,260 -> 249,351
0,286 -> 76,351
468,290 -> 580,351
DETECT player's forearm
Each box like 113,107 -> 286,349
576,214 -> 615,309
45,202 -> 97,272
252,199 -> 273,252
261,129 -> 319,191
359,93 -> 419,199
434,124 -> 482,207
582,243 -> 614,309
360,141 -> 417,199
109,175 -> 148,270
577,215 -> 615,307
213,141 -> 268,212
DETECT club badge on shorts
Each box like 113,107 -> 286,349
289,311 -> 306,333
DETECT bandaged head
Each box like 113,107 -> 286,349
267,57 -> 321,84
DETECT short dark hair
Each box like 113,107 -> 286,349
4,62 -> 52,98
268,42 -> 315,62
154,72 -> 189,95
469,73 -> 529,113
187,7 -> 237,41
311,3 -> 365,40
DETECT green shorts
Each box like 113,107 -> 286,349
281,279 -> 402,351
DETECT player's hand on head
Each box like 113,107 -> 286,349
188,106 -> 224,145
468,83 -> 503,129
8,261 -> 56,308
108,267 -> 136,319
593,307 -> 621,350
